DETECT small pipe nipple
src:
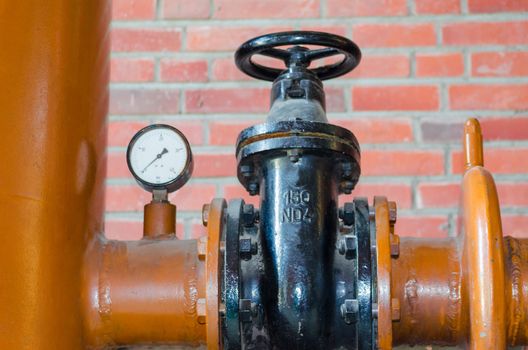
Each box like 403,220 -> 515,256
463,118 -> 484,170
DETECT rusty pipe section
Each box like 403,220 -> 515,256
82,236 -> 207,348
390,236 -> 528,347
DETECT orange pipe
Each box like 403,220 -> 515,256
391,237 -> 528,347
82,237 -> 207,347
391,237 -> 468,346
0,1 -> 109,349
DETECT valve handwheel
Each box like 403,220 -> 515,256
235,31 -> 362,81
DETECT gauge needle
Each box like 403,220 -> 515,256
141,148 -> 168,173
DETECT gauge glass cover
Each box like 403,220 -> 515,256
127,125 -> 192,192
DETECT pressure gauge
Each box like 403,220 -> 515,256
126,124 -> 193,193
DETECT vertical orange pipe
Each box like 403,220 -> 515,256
0,1 -> 110,349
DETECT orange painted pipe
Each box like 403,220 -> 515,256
391,236 -> 528,347
391,237 -> 468,347
0,1 -> 109,349
82,236 -> 207,347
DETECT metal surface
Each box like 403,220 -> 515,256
143,200 -> 177,237
0,1 -> 109,348
126,124 -> 194,193
235,31 -> 361,81
461,119 -> 506,350
82,236 -> 207,347
258,154 -> 339,348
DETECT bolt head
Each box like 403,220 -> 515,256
388,201 -> 397,224
240,164 -> 254,177
242,204 -> 256,226
340,181 -> 354,194
248,182 -> 259,195
391,298 -> 401,321
340,202 -> 355,226
338,235 -> 356,260
197,298 -> 206,324
239,299 -> 253,323
390,234 -> 400,257
340,299 -> 358,324
240,238 -> 258,260
202,204 -> 210,226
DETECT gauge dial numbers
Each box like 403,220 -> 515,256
126,124 -> 193,193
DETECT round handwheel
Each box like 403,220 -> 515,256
235,31 -> 362,81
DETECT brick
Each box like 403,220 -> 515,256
209,120 -> 259,145
185,88 -> 269,113
415,53 -> 464,77
443,21 -> 528,46
105,184 -> 216,212
327,0 -> 407,17
223,185 -> 260,207
162,0 -> 210,19
421,117 -> 528,142
160,59 -> 208,82
299,25 -> 347,37
108,120 -> 203,148
353,24 -> 436,48
345,54 -> 410,78
213,0 -> 320,19
186,25 -> 291,52
110,58 -> 155,82
395,216 -> 450,238
451,148 -> 528,174
109,89 -> 180,115
352,86 -> 439,111
107,152 -> 129,178
335,118 -> 413,143
325,87 -> 345,112
112,0 -> 155,20
502,216 -> 528,238
497,183 -> 528,206
472,52 -> 528,77
362,150 -> 444,176
480,117 -> 528,140
212,58 -> 253,81
415,0 -> 460,14
418,182 -> 460,208
421,120 -> 463,143
193,154 -> 237,177
111,28 -> 182,52
468,0 -> 528,13
105,220 -> 144,240
212,56 -> 284,81
340,183 -> 413,209
449,84 -> 528,110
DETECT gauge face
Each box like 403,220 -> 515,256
127,124 -> 193,193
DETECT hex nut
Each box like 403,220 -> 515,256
248,182 -> 259,195
338,235 -> 357,260
240,238 -> 258,260
391,298 -> 401,321
242,204 -> 256,227
197,298 -> 206,324
390,234 -> 400,258
340,181 -> 354,194
240,164 -> 254,177
388,201 -> 397,224
202,204 -> 210,227
197,236 -> 207,259
239,299 -> 253,323
340,202 -> 355,226
340,299 -> 359,324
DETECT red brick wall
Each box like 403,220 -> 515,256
106,0 -> 528,240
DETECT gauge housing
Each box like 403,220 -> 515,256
126,124 -> 193,193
